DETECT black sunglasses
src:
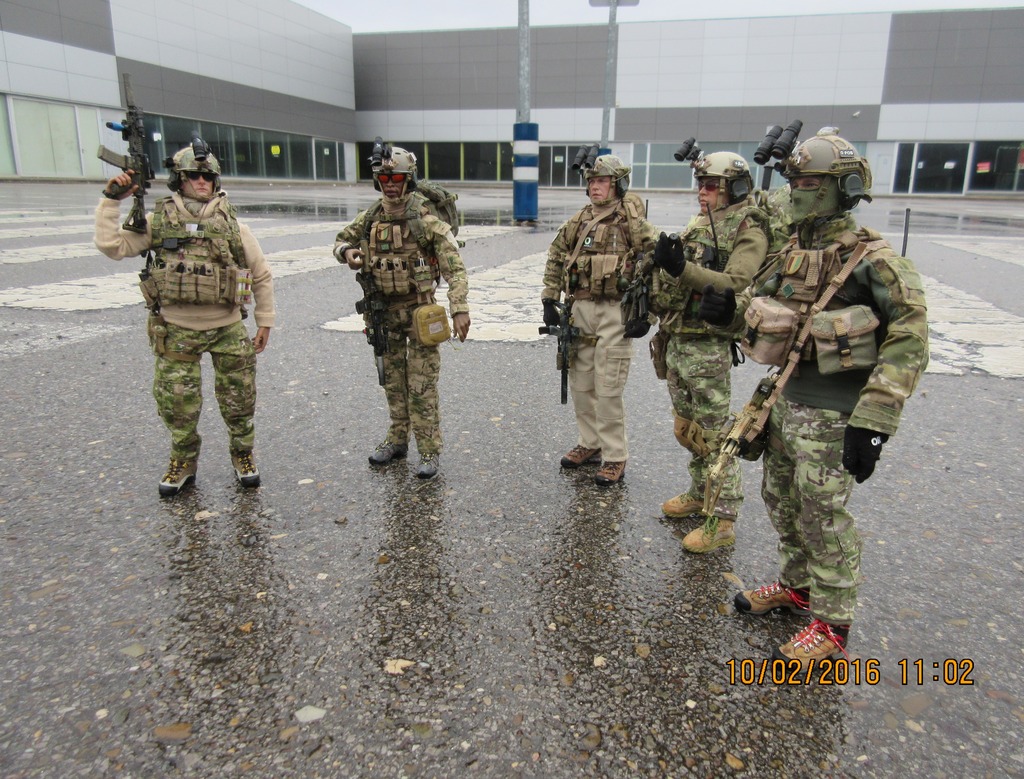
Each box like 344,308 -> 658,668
185,171 -> 216,182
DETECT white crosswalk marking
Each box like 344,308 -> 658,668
0,322 -> 133,359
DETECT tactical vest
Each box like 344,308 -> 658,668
652,197 -> 769,332
363,201 -> 439,300
148,196 -> 251,307
740,227 -> 889,370
564,197 -> 646,300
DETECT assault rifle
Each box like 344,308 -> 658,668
96,73 -> 154,234
703,373 -> 777,516
538,298 -> 578,404
621,250 -> 653,336
354,270 -> 389,386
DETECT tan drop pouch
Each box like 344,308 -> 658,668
412,303 -> 451,346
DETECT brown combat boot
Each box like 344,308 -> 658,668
772,619 -> 849,670
594,461 -> 626,486
734,581 -> 810,616
662,493 -> 704,518
682,517 -> 735,553
560,446 -> 602,469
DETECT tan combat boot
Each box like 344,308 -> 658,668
682,517 -> 735,553
159,458 -> 197,497
661,493 -> 704,518
772,619 -> 849,671
231,450 -> 261,489
734,581 -> 810,615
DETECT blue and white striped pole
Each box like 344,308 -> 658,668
513,122 -> 539,223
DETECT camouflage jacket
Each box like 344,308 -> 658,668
651,196 -> 769,336
334,194 -> 469,315
731,213 -> 929,434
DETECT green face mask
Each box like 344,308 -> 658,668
789,178 -> 842,225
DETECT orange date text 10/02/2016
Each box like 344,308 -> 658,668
725,658 -> 976,686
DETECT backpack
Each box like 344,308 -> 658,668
415,180 -> 460,237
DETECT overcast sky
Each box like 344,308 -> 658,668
295,0 -> 1024,32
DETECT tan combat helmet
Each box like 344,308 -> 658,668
165,137 -> 221,193
373,146 -> 418,194
584,154 -> 631,197
692,151 -> 753,204
783,129 -> 872,210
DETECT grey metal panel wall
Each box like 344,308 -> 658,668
615,105 -> 882,144
117,59 -> 356,142
884,8 -> 1024,103
0,0 -> 115,54
353,25 -> 610,112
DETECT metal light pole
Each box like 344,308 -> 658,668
590,0 -> 639,151
513,0 -> 538,223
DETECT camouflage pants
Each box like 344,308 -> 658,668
379,306 -> 442,456
762,396 -> 861,625
665,335 -> 740,520
152,320 -> 257,461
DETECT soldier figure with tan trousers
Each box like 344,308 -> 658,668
542,155 -> 660,486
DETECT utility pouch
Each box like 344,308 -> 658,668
411,303 -> 450,346
810,305 -> 880,375
222,266 -> 253,306
411,257 -> 436,294
589,253 -> 621,297
649,328 -> 669,380
147,313 -> 167,355
740,297 -> 801,367
139,273 -> 160,310
160,260 -> 222,305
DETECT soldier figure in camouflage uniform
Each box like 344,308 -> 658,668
543,155 -> 660,486
649,152 -> 770,552
699,131 -> 929,666
95,139 -> 275,496
334,148 -> 470,479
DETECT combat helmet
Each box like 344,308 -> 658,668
783,129 -> 872,211
584,154 -> 631,198
692,151 -> 752,204
373,146 -> 418,194
164,136 -> 221,194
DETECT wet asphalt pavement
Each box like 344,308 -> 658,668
0,181 -> 1022,778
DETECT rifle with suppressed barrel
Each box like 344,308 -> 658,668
96,73 -> 154,234
538,298 -> 578,404
355,269 -> 389,386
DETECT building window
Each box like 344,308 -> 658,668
969,141 -> 1024,192
913,143 -> 969,194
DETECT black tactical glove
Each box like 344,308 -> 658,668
542,299 -> 560,327
842,426 -> 890,483
652,232 -> 687,277
697,284 -> 736,326
624,318 -> 651,339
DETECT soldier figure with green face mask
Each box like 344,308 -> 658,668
95,138 -> 276,496
542,154 -> 661,486
698,130 -> 929,668
649,152 -> 771,553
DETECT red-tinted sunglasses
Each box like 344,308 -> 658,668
377,173 -> 407,183
697,179 -> 720,192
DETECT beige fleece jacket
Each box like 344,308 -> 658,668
94,191 -> 276,330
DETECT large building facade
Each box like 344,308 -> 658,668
2,2 -> 1022,195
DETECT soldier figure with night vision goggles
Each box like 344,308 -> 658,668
697,129 -> 929,667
